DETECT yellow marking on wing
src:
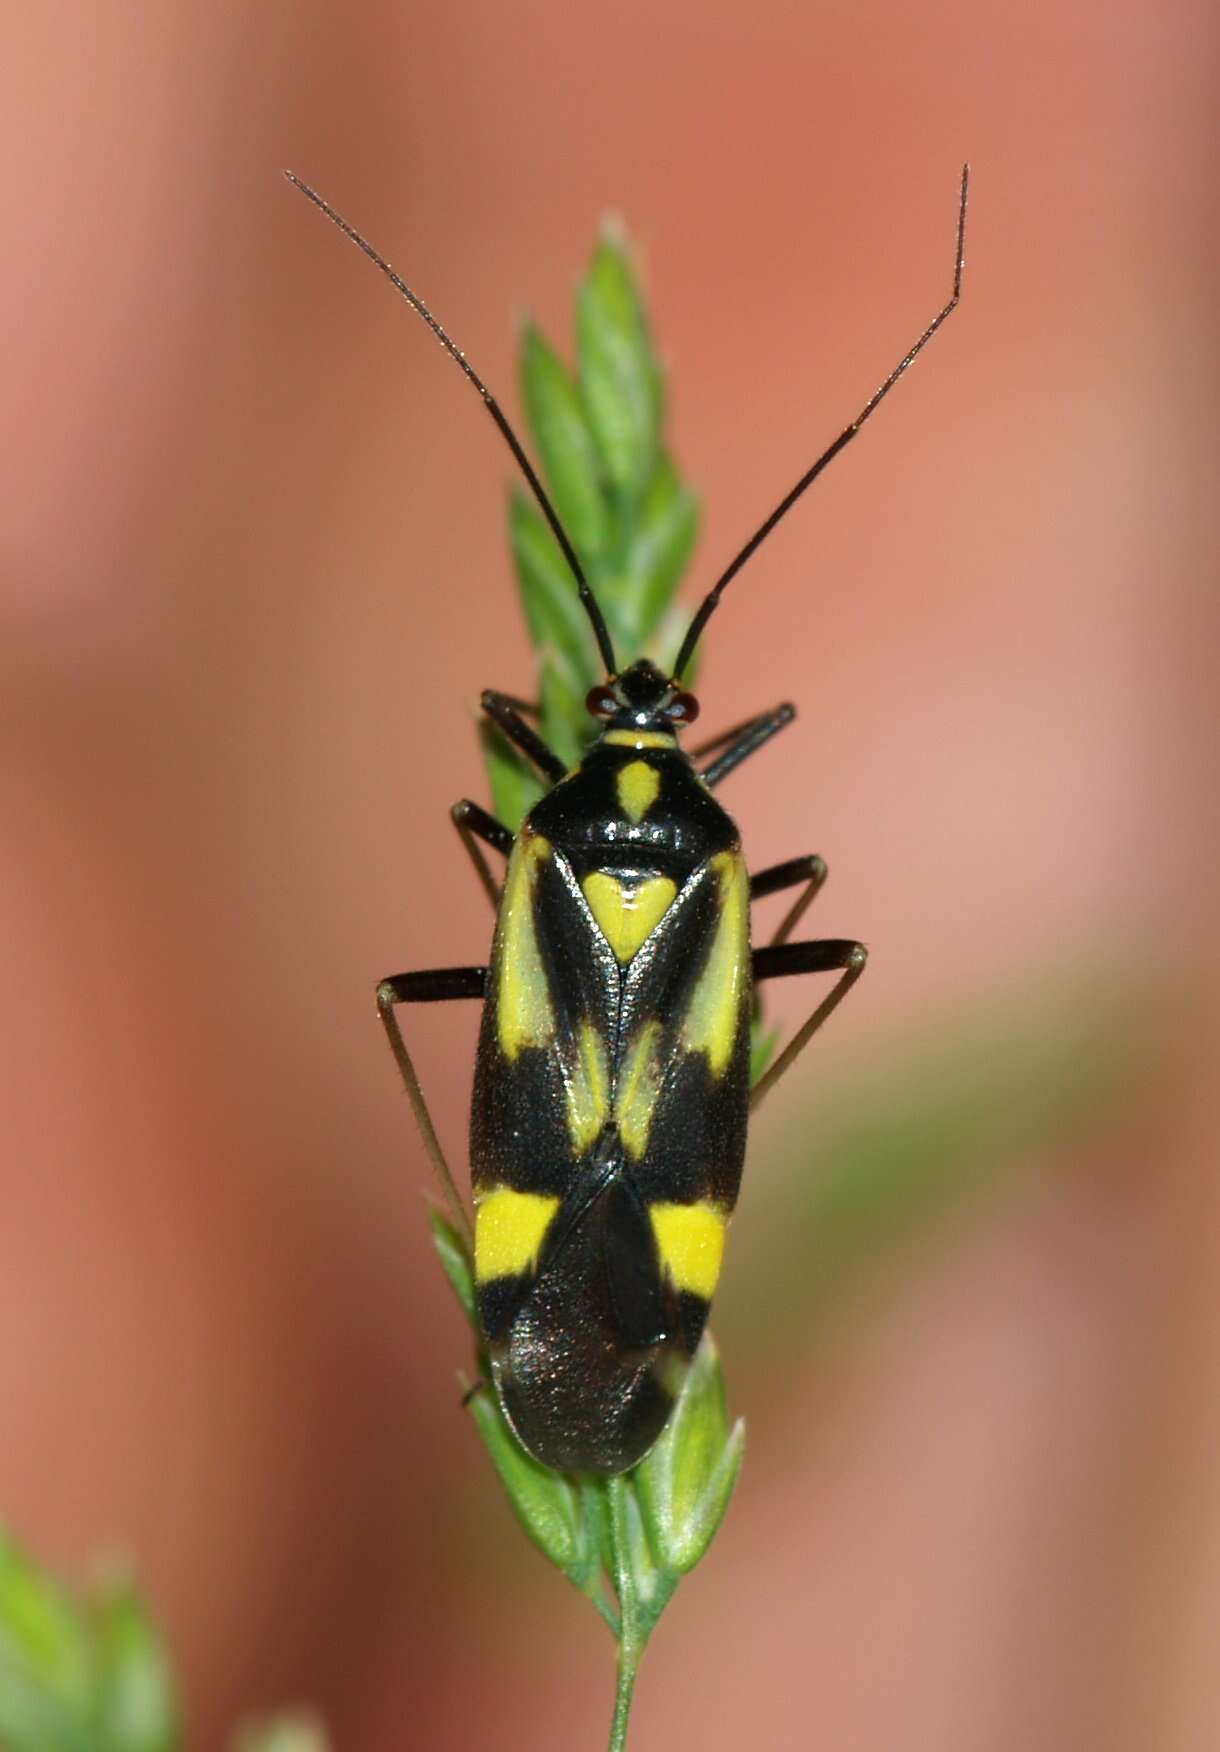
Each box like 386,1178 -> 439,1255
681,850 -> 750,1078
615,1019 -> 664,1159
604,729 -> 674,749
649,1201 -> 727,1300
564,1018 -> 610,1154
474,1187 -> 560,1282
582,871 -> 677,964
616,759 -> 662,823
496,833 -> 554,1060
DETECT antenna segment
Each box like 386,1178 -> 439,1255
672,165 -> 970,679
286,172 -> 618,676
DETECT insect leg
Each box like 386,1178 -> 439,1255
751,853 -> 828,947
481,690 -> 567,783
451,798 -> 512,908
749,938 -> 867,1111
376,966 -> 488,1240
699,703 -> 795,788
494,693 -> 541,718
690,710 -> 765,760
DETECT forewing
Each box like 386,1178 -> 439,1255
470,828 -> 619,1205
617,848 -> 753,1212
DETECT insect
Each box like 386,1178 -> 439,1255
289,168 -> 968,1474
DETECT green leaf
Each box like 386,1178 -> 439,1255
577,1479 -> 615,1583
605,1477 -> 673,1631
508,490 -> 601,696
520,325 -> 608,560
229,1714 -> 330,1752
577,232 -> 662,504
91,1573 -> 179,1752
634,1333 -> 744,1576
0,1535 -> 182,1752
0,1533 -> 97,1751
0,1533 -> 339,1752
465,1387 -> 583,1576
620,457 -> 700,653
0,1533 -> 94,1701
537,658 -> 586,773
479,718 -> 544,834
427,1206 -> 476,1330
653,599 -> 701,692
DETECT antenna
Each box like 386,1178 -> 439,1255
673,164 -> 970,680
285,172 -> 618,676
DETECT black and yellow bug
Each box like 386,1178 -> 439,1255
289,168 -> 968,1474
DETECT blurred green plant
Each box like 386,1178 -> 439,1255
445,223 -> 743,1752
0,1531 -> 178,1752
0,1532 -> 330,1752
731,983 -> 1154,1354
228,1713 -> 331,1752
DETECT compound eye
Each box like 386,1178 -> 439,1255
665,690 -> 700,726
585,685 -> 618,719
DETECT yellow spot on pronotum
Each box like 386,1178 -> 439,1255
682,851 -> 750,1077
582,872 -> 677,964
564,1018 -> 610,1154
649,1201 -> 727,1300
604,729 -> 674,749
497,834 -> 554,1060
475,1187 -> 560,1282
616,1019 -> 664,1158
616,760 -> 661,824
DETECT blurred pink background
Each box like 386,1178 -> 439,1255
3,0 -> 1218,1746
